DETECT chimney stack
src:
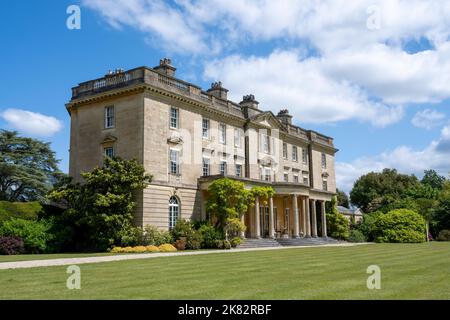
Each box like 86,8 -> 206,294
277,109 -> 292,125
207,81 -> 228,100
154,58 -> 176,77
239,94 -> 259,109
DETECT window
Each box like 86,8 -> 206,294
262,134 -> 270,154
169,149 -> 179,174
322,178 -> 328,191
293,174 -> 299,183
170,107 -> 178,129
202,157 -> 210,176
284,173 -> 289,182
168,196 -> 179,230
302,148 -> 308,164
202,118 -> 209,139
219,123 -> 226,144
234,128 -> 241,148
322,153 -> 327,169
292,146 -> 298,162
104,147 -> 114,158
235,164 -> 242,177
104,106 -> 115,128
283,142 -> 288,159
303,173 -> 309,185
261,167 -> 271,182
219,160 -> 227,175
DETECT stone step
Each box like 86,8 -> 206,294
235,237 -> 342,249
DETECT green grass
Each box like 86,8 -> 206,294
0,252 -> 119,263
0,243 -> 449,299
0,201 -> 42,222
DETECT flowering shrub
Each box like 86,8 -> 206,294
0,236 -> 25,255
110,244 -> 175,253
158,243 -> 177,252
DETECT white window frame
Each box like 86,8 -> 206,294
261,167 -> 271,182
104,146 -> 114,158
283,142 -> 288,159
284,172 -> 289,182
104,106 -> 115,129
169,149 -> 180,175
168,196 -> 179,230
322,178 -> 328,191
170,107 -> 179,129
202,118 -> 210,139
293,174 -> 299,183
235,164 -> 242,177
234,128 -> 242,148
219,123 -> 226,144
292,146 -> 298,162
302,148 -> 308,164
219,160 -> 227,175
202,157 -> 210,176
321,153 -> 327,169
262,134 -> 270,154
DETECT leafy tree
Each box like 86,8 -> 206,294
326,196 -> 349,240
350,169 -> 420,213
336,188 -> 350,208
47,157 -> 151,251
372,209 -> 426,243
433,181 -> 450,235
206,178 -> 254,237
421,169 -> 446,190
0,130 -> 63,201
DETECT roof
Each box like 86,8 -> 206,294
337,206 -> 363,215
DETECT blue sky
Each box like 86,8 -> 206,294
1,0 -> 450,192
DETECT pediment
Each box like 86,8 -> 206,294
251,112 -> 286,131
101,134 -> 117,144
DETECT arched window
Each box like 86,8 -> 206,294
168,196 -> 179,230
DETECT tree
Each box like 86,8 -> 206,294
336,188 -> 349,208
0,130 -> 63,201
372,209 -> 426,243
350,168 -> 420,213
326,196 -> 349,240
421,169 -> 446,190
433,181 -> 450,235
206,178 -> 255,238
47,157 -> 151,251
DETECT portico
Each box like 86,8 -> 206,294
199,175 -> 333,239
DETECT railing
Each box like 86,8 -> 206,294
157,73 -> 189,92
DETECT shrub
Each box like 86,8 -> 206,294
437,230 -> 450,241
143,225 -> 173,246
174,237 -> 186,251
348,230 -> 366,243
373,209 -> 426,243
0,236 -> 25,255
357,211 -> 383,242
119,226 -> 143,247
145,245 -> 160,252
198,223 -> 223,248
215,240 -> 224,249
158,243 -> 177,252
326,196 -> 349,240
171,219 -> 203,250
223,240 -> 231,250
230,237 -> 242,248
0,218 -> 52,253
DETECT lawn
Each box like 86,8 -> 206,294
0,252 -> 118,263
0,242 -> 449,299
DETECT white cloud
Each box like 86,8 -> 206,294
336,123 -> 450,193
411,109 -> 446,129
0,108 -> 63,137
204,50 -> 403,126
83,0 -> 450,126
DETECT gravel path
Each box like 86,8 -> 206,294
0,243 -> 369,270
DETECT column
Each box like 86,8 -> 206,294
292,194 -> 300,238
255,196 -> 261,238
269,196 -> 275,238
311,199 -> 317,237
321,201 -> 327,237
305,197 -> 311,237
240,213 -> 246,239
302,197 -> 307,237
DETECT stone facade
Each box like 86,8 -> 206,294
67,59 -> 338,238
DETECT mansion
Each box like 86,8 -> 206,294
66,58 -> 338,239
